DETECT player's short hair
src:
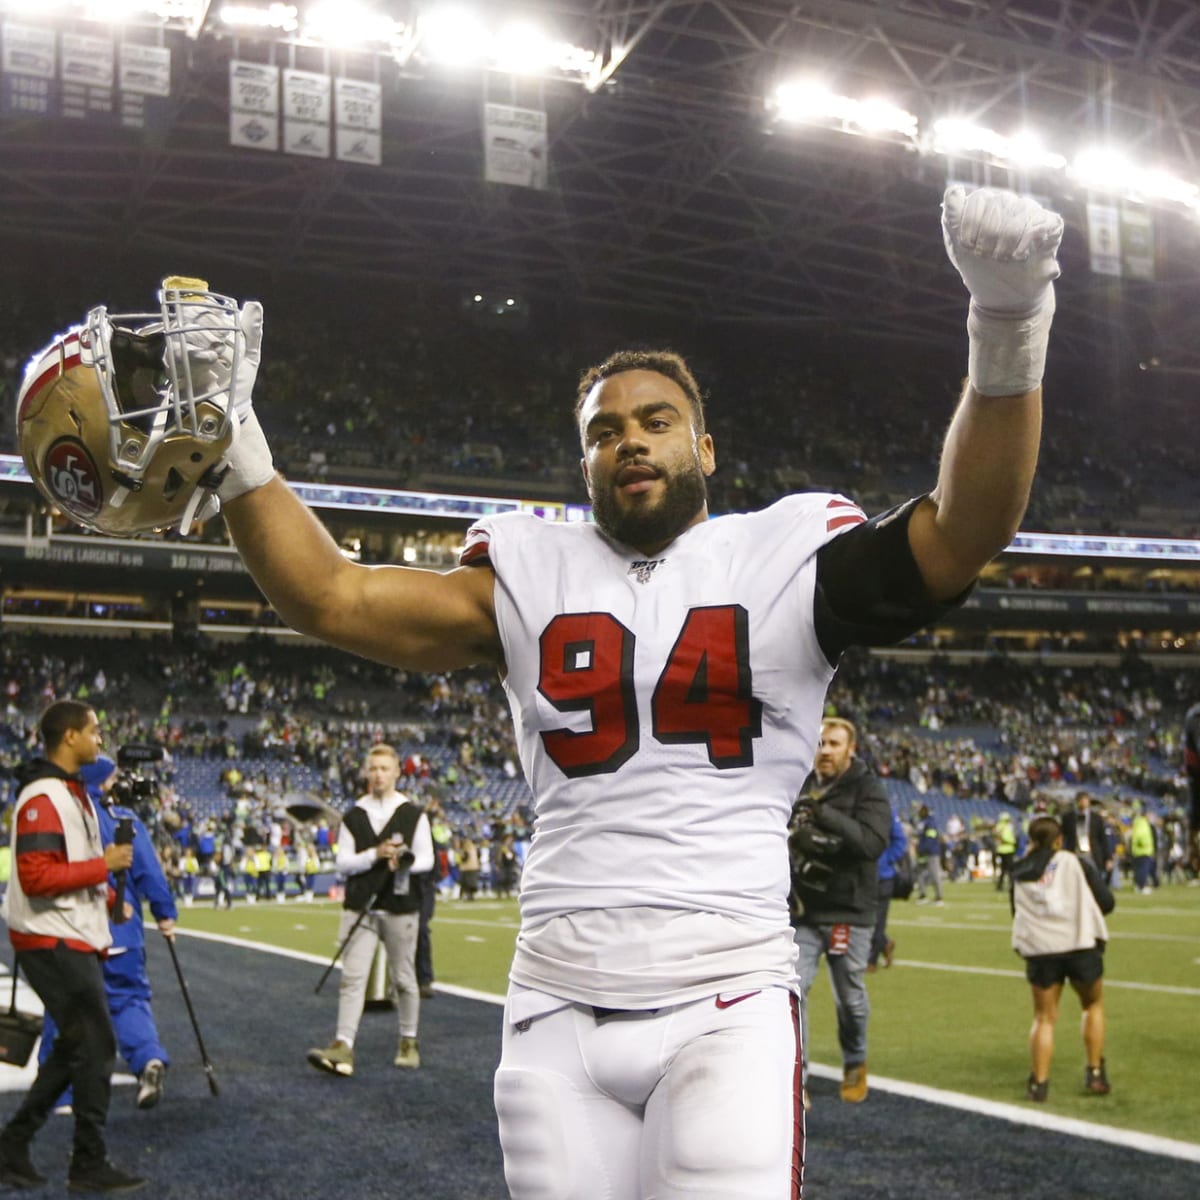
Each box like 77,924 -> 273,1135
367,743 -> 399,762
40,699 -> 95,752
575,350 -> 707,435
1027,815 -> 1062,850
820,716 -> 857,745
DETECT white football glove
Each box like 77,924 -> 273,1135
214,300 -> 276,503
942,185 -> 1064,396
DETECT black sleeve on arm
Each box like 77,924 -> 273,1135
814,494 -> 972,664
1080,854 -> 1116,916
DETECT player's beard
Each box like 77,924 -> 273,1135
591,457 -> 709,551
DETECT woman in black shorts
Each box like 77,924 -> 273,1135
1011,815 -> 1116,1102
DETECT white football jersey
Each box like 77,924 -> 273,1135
462,492 -> 865,1006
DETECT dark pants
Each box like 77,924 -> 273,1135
4,945 -> 116,1169
869,876 -> 895,966
414,874 -> 436,987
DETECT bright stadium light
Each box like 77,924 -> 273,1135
491,20 -> 554,75
1,0 -> 71,12
1070,148 -> 1199,208
82,0 -> 141,18
220,3 -> 299,32
770,80 -> 917,141
418,5 -> 490,66
931,119 -> 1066,171
303,1 -> 398,47
412,6 -> 594,77
1,0 -> 208,22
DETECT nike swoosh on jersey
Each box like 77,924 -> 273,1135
714,990 -> 762,1009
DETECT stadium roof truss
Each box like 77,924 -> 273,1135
5,1 -> 1200,366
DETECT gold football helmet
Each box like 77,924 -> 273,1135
16,278 -> 244,535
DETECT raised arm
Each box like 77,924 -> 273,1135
213,306 -> 501,672
909,187 -> 1063,602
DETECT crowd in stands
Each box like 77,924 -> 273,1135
1,629 -> 1196,902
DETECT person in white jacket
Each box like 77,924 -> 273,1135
1011,815 -> 1116,1102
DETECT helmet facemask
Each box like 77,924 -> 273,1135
18,279 -> 245,535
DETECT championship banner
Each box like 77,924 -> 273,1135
282,68 -> 330,158
1119,205 -> 1155,281
1086,201 -> 1121,277
1,22 -> 56,118
61,33 -> 114,90
2,22 -> 54,78
119,43 -> 170,98
483,103 -> 548,190
229,60 -> 279,151
334,77 -> 381,165
60,33 -> 114,123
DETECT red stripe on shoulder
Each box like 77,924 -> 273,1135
460,540 -> 492,567
826,514 -> 867,532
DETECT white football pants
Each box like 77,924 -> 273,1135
494,986 -> 803,1200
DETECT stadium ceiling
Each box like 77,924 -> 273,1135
6,1 -> 1200,368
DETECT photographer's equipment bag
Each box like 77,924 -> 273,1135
0,962 -> 43,1068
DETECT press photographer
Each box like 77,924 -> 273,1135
789,717 -> 891,1108
110,744 -> 166,826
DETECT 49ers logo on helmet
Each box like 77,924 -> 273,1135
44,438 -> 103,519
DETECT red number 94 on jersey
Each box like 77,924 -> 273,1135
537,605 -> 763,778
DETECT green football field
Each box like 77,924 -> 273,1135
177,878 -> 1200,1146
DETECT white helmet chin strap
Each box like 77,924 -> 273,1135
177,483 -> 215,534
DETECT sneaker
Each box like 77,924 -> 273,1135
1026,1074 -> 1049,1102
394,1037 -> 421,1069
0,1137 -> 47,1189
1085,1060 -> 1111,1096
135,1060 -> 165,1111
883,938 -> 896,968
419,983 -> 436,999
840,1063 -> 868,1103
67,1159 -> 147,1193
306,1039 -> 354,1077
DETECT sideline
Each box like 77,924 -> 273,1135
167,929 -> 1200,1164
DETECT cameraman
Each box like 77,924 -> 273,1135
789,718 -> 890,1108
38,754 -> 178,1113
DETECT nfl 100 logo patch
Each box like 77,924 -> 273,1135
628,558 -> 665,584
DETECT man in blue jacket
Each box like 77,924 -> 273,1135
39,755 -> 177,1111
868,809 -> 910,972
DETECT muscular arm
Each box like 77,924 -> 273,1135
908,385 -> 1040,602
223,477 -> 502,671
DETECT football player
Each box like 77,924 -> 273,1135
17,187 -> 1063,1200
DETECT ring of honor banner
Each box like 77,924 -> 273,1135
483,103 -> 548,190
2,23 -> 169,130
1087,200 -> 1156,281
335,78 -> 382,165
230,60 -> 279,152
283,68 -> 331,158
1,22 -> 55,118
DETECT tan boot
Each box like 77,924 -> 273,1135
840,1063 -> 868,1103
394,1037 -> 421,1069
306,1039 -> 354,1077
